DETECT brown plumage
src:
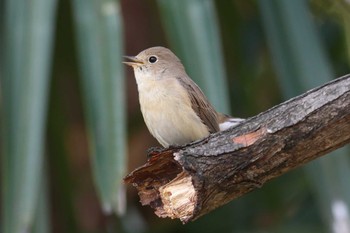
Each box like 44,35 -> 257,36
175,76 -> 219,133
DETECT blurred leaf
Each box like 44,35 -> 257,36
259,0 -> 350,231
71,0 -> 126,214
1,0 -> 57,232
32,173 -> 51,233
157,0 -> 230,113
333,0 -> 350,63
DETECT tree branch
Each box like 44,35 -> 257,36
124,74 -> 350,223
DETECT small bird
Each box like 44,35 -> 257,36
124,46 -> 244,148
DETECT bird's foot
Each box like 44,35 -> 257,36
146,146 -> 163,159
167,144 -> 183,150
146,144 -> 184,159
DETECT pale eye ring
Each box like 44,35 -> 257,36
148,56 -> 158,63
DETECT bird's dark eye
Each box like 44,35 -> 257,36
148,56 -> 157,63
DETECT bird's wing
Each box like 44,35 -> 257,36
176,76 -> 220,133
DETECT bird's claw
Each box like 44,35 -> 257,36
146,146 -> 163,159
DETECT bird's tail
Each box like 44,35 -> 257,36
217,113 -> 245,131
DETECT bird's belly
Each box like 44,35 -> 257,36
140,96 -> 209,147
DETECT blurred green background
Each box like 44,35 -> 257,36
1,0 -> 350,233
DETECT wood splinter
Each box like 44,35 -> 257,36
124,74 -> 350,223
159,171 -> 195,221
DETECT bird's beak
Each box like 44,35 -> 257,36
123,56 -> 144,67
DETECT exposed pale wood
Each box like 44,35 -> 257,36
124,74 -> 350,223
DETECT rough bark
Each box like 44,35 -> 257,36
124,74 -> 350,223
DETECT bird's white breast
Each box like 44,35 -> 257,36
134,72 -> 210,147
